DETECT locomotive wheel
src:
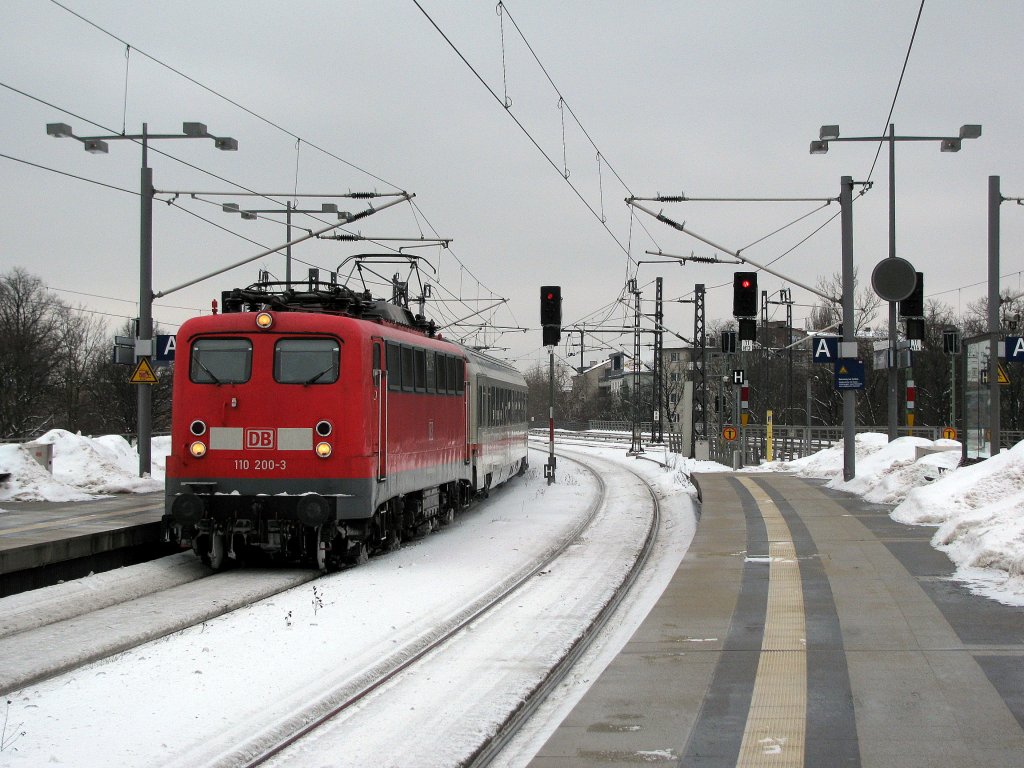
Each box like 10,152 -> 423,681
344,540 -> 369,567
385,526 -> 402,552
315,533 -> 329,572
439,506 -> 455,526
202,533 -> 227,571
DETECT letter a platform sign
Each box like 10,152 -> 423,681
129,357 -> 158,385
1007,336 -> 1024,363
812,336 -> 840,363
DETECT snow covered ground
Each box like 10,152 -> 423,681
0,429 -> 1021,764
757,433 -> 1024,606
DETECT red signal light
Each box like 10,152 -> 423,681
740,279 -> 752,289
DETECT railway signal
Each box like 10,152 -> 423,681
540,286 -> 562,347
732,272 -> 758,318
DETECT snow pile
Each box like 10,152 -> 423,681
0,430 -> 167,502
0,441 -> 95,502
762,431 -> 1024,606
893,440 -> 1024,605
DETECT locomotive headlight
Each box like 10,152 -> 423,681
190,419 -> 207,436
255,312 -> 274,330
189,441 -> 208,458
315,441 -> 333,458
315,420 -> 333,437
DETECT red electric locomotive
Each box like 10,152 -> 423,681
163,281 -> 528,570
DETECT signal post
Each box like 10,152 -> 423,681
541,286 -> 562,484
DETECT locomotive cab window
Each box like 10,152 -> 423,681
190,338 -> 252,384
274,338 -> 340,385
386,342 -> 402,391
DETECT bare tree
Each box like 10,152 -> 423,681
51,304 -> 109,433
0,269 -> 63,437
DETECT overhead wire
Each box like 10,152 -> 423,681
865,0 -> 927,184
47,0 -> 402,190
37,2 -> 510,346
412,0 -> 647,263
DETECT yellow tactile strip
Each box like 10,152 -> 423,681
735,477 -> 807,767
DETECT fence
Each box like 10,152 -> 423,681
539,421 -> 1023,467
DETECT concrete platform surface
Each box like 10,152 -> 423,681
0,493 -> 165,594
527,473 -> 1024,768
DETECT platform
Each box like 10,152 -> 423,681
528,473 -> 1024,767
0,493 -> 166,596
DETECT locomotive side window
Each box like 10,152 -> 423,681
386,342 -> 402,391
401,347 -> 415,392
452,357 -> 464,394
425,351 -> 436,392
190,338 -> 252,384
274,339 -> 340,385
414,349 -> 427,392
435,353 -> 448,393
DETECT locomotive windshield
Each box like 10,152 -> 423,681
274,338 -> 340,385
190,338 -> 252,384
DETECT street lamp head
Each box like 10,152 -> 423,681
959,124 -> 982,140
819,125 -> 840,140
241,211 -> 257,220
83,138 -> 109,154
321,203 -> 339,213
809,139 -> 830,155
222,203 -> 240,213
182,122 -> 209,138
940,138 -> 962,153
214,137 -> 238,151
46,122 -> 73,138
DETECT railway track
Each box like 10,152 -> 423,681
228,448 -> 661,768
0,446 -> 663,767
0,557 -> 317,696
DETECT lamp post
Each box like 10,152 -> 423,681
810,123 -> 980,441
222,201 -> 350,287
46,121 -> 237,476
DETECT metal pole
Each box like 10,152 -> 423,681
286,201 -> 292,288
138,124 -> 153,478
786,289 -> 793,425
547,346 -> 556,484
805,376 -> 812,453
654,277 -> 664,442
841,176 -> 856,480
887,123 -> 899,442
989,175 -> 1001,455
950,352 -> 956,429
734,383 -> 742,467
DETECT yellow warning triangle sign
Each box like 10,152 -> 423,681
838,364 -> 848,374
129,358 -> 158,384
997,363 -> 1010,385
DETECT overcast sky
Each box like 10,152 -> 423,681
3,1 -> 1022,371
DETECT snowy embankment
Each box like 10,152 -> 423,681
0,429 -> 169,502
761,433 -> 1024,606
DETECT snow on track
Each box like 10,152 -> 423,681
0,449 -> 598,768
260,450 -> 659,768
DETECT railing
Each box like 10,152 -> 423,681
535,422 -> 1024,467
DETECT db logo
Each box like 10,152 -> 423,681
245,429 -> 275,449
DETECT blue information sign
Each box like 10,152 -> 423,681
812,336 -> 840,363
1006,336 -> 1024,363
155,334 -> 177,363
834,358 -> 865,390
